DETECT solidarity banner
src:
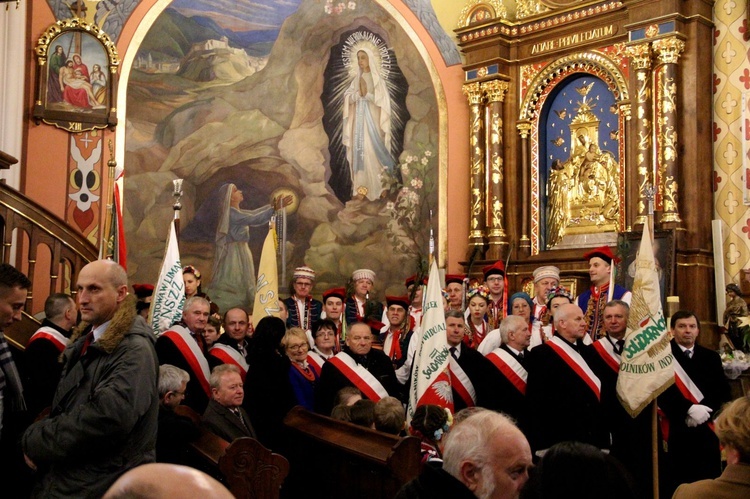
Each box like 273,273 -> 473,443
149,220 -> 185,334
407,260 -> 453,423
252,225 -> 281,328
617,219 -> 674,416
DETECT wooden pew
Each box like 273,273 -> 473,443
174,406 -> 289,499
282,406 -> 421,499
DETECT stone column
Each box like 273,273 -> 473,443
481,79 -> 509,260
463,82 -> 487,251
517,122 -> 532,256
653,37 -> 685,225
625,43 -> 653,227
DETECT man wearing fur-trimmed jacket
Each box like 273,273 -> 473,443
22,261 -> 159,498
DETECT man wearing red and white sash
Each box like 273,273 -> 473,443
445,311 -> 499,412
208,308 -> 250,380
315,322 -> 398,415
659,311 -> 731,493
485,315 -> 530,422
156,296 -> 212,413
587,300 -> 652,496
525,303 -> 608,454
24,293 -> 77,417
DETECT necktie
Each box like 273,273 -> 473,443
616,340 -> 624,355
685,349 -> 692,359
518,351 -> 525,360
237,341 -> 247,358
231,408 -> 250,432
450,347 -> 459,361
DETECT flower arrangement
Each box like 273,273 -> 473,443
382,147 -> 436,282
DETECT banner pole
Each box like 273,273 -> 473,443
652,400 -> 659,499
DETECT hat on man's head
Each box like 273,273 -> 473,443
482,261 -> 506,279
293,266 -> 316,281
352,269 -> 375,283
405,275 -> 428,288
533,266 -> 560,284
445,274 -> 466,286
583,246 -> 620,265
323,287 -> 346,302
132,283 -> 154,299
386,295 -> 410,310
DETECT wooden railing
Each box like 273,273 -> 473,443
0,180 -> 98,348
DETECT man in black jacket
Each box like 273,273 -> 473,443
659,310 -> 731,494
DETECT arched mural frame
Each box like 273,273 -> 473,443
518,49 -> 629,255
114,0 -> 450,268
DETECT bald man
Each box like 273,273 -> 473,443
23,260 -> 159,498
103,463 -> 233,499
524,303 -> 608,455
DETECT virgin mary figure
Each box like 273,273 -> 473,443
342,45 -> 395,201
207,183 -> 278,311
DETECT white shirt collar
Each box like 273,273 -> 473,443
92,320 -> 111,341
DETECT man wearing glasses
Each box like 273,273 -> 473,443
283,266 -> 322,332
315,322 -> 399,414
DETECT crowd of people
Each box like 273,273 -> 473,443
0,243 -> 745,497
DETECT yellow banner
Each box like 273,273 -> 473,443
252,226 -> 281,328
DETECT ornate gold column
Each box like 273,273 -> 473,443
463,82 -> 487,250
517,121 -> 532,256
481,79 -> 509,260
653,37 -> 685,225
626,43 -> 653,226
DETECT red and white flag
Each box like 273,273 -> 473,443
617,218 -> 674,416
407,260 -> 454,422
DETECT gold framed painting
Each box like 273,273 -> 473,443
33,18 -> 119,133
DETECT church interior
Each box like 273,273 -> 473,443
0,0 -> 749,495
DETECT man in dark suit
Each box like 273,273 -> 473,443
315,322 -> 398,415
587,300 -> 651,496
659,310 -> 731,495
524,303 -> 608,455
444,310 -> 500,412
483,315 -> 529,422
202,364 -> 256,442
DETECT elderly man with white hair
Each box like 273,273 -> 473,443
396,410 -> 533,498
483,316 -> 530,422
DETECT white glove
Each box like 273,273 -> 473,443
685,404 -> 713,427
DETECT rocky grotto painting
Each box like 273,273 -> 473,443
125,0 -> 440,311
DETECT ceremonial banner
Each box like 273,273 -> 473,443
407,260 -> 454,422
252,225 -> 281,328
617,219 -> 674,416
149,220 -> 184,334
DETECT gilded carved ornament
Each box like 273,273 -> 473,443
463,82 -> 484,105
482,80 -> 509,103
652,38 -> 685,65
457,0 -> 507,29
625,43 -> 651,70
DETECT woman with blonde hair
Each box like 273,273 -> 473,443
673,396 -> 750,498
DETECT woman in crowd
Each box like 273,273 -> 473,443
282,327 -> 319,412
245,317 -> 295,452
409,404 -> 452,464
465,285 -> 491,349
309,319 -> 338,368
673,395 -> 750,498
